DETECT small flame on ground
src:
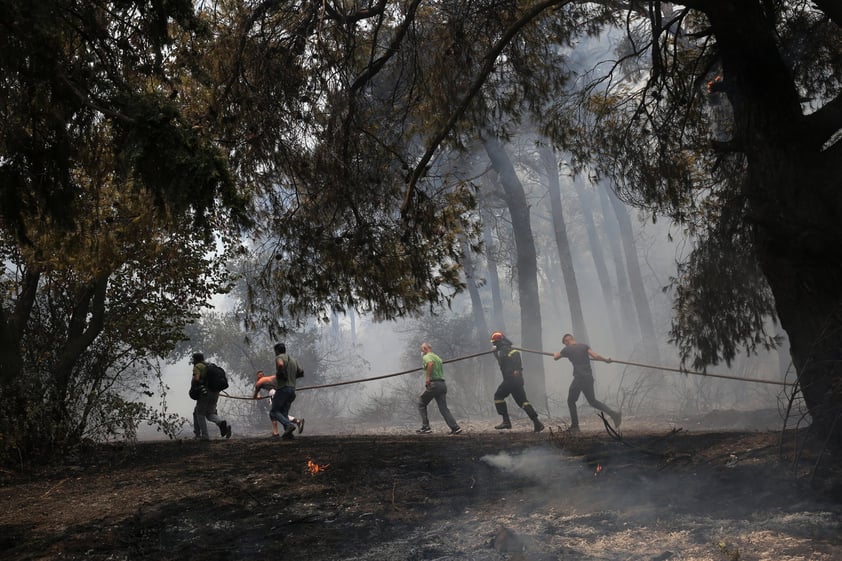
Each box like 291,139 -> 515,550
307,459 -> 329,474
594,464 -> 603,477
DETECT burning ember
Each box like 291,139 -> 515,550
307,458 -> 329,475
707,75 -> 725,94
594,464 -> 603,477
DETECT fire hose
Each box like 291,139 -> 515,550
220,344 -> 794,402
220,349 -> 496,399
514,346 -> 796,387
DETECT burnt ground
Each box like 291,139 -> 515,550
2,417 -> 842,561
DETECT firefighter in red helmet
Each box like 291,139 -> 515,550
489,332 -> 545,432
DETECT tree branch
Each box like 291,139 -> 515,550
805,93 -> 842,150
53,274 -> 110,397
350,0 -> 423,93
400,0 -> 573,216
324,0 -> 388,25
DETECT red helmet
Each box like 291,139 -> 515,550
490,331 -> 505,343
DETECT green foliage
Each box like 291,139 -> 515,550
0,210 -> 230,463
182,0 -> 619,333
717,541 -> 742,561
560,3 -> 842,375
174,310 -> 328,387
668,226 -> 779,370
0,0 -> 246,464
0,0 -> 247,243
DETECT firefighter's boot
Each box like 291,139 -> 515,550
495,401 -> 512,429
524,403 -> 544,432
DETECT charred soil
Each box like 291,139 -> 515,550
2,423 -> 841,561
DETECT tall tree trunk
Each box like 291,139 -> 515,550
480,203 -> 506,332
460,236 -> 497,400
700,0 -> 842,446
758,165 -> 842,448
570,174 -> 614,316
482,134 -> 546,404
0,268 -> 40,386
349,307 -> 357,345
461,237 -> 490,342
605,183 -> 661,362
598,184 -> 640,356
538,146 -> 588,341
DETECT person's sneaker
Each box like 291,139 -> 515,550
416,426 -> 432,434
283,423 -> 296,436
224,423 -> 232,439
281,431 -> 295,440
218,421 -> 228,437
448,427 -> 463,435
296,418 -> 305,434
533,421 -> 545,433
611,412 -> 622,429
494,422 -> 512,430
271,433 -> 281,439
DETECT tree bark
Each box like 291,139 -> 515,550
0,268 -> 40,386
597,183 -> 638,355
461,237 -> 490,342
480,203 -> 507,332
51,274 -> 110,425
604,184 -> 661,361
539,146 -> 588,341
482,134 -> 547,404
701,0 -> 842,446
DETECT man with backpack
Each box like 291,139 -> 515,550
190,352 -> 233,440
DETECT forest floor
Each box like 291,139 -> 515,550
2,412 -> 842,561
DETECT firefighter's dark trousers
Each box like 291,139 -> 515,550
494,375 -> 539,422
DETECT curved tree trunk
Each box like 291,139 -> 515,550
0,268 -> 40,387
701,0 -> 842,446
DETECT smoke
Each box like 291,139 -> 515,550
480,447 -> 582,484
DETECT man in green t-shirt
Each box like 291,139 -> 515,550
416,342 -> 463,435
